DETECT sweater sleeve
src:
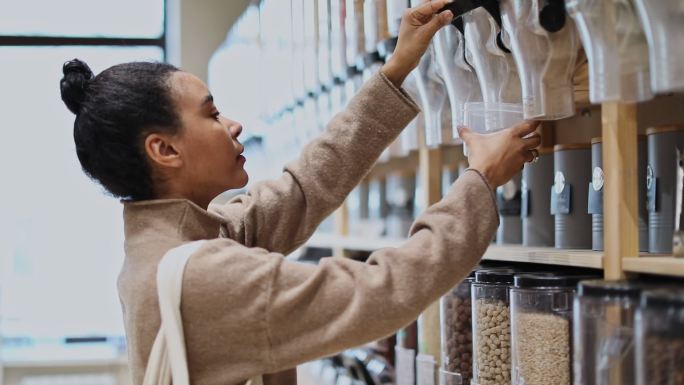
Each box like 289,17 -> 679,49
264,170 -> 498,371
210,72 -> 420,255
180,170 -> 497,385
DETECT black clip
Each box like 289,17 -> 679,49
539,0 -> 567,33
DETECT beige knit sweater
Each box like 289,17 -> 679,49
118,72 -> 499,385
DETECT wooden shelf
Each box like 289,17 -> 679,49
622,256 -> 684,277
484,246 -> 603,269
307,235 -> 604,269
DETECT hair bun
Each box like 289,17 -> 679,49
60,58 -> 94,115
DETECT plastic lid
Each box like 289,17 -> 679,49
475,268 -> 517,284
577,280 -> 649,299
641,289 -> 684,308
514,273 -> 597,289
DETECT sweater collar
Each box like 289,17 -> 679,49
123,199 -> 225,247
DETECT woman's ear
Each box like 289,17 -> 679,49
144,133 -> 183,169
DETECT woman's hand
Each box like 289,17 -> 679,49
382,0 -> 455,86
458,122 -> 542,188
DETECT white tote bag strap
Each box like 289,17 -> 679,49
142,240 -> 206,385
142,240 -> 264,385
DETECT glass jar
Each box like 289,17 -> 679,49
510,273 -> 593,385
635,289 -> 684,385
573,280 -> 647,385
472,269 -> 517,385
440,277 -> 474,385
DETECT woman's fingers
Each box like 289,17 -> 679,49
415,0 -> 455,18
410,0 -> 454,27
456,125 -> 472,140
522,133 -> 542,150
512,120 -> 541,138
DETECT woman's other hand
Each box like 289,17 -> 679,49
458,122 -> 542,188
382,0 -> 455,86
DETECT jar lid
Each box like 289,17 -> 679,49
554,143 -> 591,152
514,273 -> 597,289
577,280 -> 649,299
641,289 -> 684,308
646,124 -> 684,136
475,268 -> 517,285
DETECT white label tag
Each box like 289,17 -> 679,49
416,354 -> 436,385
396,347 -> 417,385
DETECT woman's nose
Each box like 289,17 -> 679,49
230,124 -> 243,139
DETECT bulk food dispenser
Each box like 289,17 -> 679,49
395,0 -> 424,154
634,0 -> 684,94
461,3 -> 523,134
345,0 -> 365,107
565,0 -> 652,103
317,0 -> 334,136
410,0 -> 450,149
433,19 -> 482,139
330,0 -> 349,116
500,0 -> 580,120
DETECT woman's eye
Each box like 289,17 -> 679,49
212,112 -> 221,121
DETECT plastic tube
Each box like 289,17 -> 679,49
566,0 -> 652,103
433,24 -> 482,139
501,0 -> 580,120
463,7 -> 522,133
634,0 -> 684,94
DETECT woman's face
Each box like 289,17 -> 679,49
168,71 -> 248,204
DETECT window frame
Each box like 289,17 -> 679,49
0,0 -> 167,60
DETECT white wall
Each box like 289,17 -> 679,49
166,0 -> 252,82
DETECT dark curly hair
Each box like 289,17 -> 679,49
60,59 -> 181,200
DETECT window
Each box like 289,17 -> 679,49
0,2 -> 165,343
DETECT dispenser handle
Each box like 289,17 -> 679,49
439,0 -> 511,53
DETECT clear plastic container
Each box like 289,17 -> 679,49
566,0 -> 653,103
464,102 -> 524,135
510,274 -> 593,385
500,0 -> 580,120
433,24 -> 483,139
635,289 -> 684,385
472,269 -> 517,385
440,277 -> 474,385
634,0 -> 684,94
573,280 -> 647,385
463,7 -> 522,106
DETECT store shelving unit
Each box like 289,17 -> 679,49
303,43 -> 684,372
623,256 -> 684,277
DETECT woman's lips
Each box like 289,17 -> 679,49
237,154 -> 246,165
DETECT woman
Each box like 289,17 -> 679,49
60,1 -> 540,384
